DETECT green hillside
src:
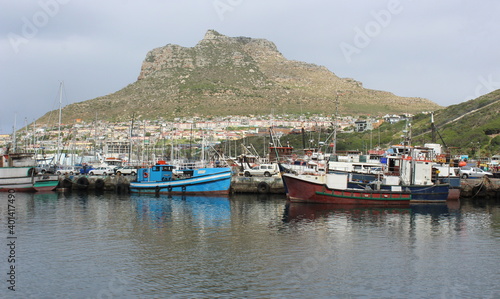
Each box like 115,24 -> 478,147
232,90 -> 500,158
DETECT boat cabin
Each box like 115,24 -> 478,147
137,161 -> 201,182
1,153 -> 36,168
268,146 -> 293,162
384,155 -> 434,186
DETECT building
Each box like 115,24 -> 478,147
354,120 -> 373,132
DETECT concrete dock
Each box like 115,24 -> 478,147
57,174 -> 285,194
230,176 -> 285,194
460,177 -> 500,199
57,174 -> 134,193
56,174 -> 500,199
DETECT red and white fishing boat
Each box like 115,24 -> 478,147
281,171 -> 411,205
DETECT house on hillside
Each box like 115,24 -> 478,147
384,114 -> 403,124
354,120 -> 373,132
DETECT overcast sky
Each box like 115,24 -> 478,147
1,0 -> 499,134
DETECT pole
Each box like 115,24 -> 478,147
129,113 -> 135,164
142,120 -> 145,165
12,113 -> 17,153
171,128 -> 175,163
333,93 -> 339,156
57,81 -> 63,164
431,112 -> 436,143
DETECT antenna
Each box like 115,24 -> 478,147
431,112 -> 436,143
333,91 -> 347,155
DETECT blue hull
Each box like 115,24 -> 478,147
130,167 -> 232,195
401,184 -> 449,202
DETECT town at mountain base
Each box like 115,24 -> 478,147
36,29 -> 440,125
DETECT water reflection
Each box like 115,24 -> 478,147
33,191 -> 59,201
283,202 -> 411,223
132,194 -> 231,228
3,192 -> 500,298
283,201 -> 466,223
410,201 -> 461,216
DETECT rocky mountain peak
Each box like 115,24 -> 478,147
202,29 -> 225,41
137,30 -> 285,80
39,30 -> 442,125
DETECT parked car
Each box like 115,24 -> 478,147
79,165 -> 94,175
458,166 -> 493,179
88,166 -> 114,176
243,164 -> 280,177
55,166 -> 77,175
115,166 -> 137,176
36,164 -> 56,174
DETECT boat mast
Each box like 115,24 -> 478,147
431,112 -> 436,143
188,122 -> 193,161
201,131 -> 205,166
93,112 -> 98,157
142,120 -> 146,165
170,128 -> 175,164
161,124 -> 165,159
129,113 -> 135,164
24,117 -> 28,152
57,81 -> 63,165
12,113 -> 17,153
32,119 -> 36,155
333,92 -> 340,156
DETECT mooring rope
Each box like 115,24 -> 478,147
470,176 -> 492,199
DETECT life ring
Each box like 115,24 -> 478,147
257,181 -> 270,194
143,172 -> 149,179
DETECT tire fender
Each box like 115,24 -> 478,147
257,181 -> 270,194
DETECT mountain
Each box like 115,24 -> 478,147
38,29 -> 441,125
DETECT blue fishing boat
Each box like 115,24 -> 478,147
130,161 -> 232,195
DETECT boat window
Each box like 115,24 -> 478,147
387,159 -> 401,175
183,170 -> 194,177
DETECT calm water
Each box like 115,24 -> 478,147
1,191 -> 499,298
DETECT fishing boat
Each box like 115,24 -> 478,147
130,161 -> 232,195
0,166 -> 35,192
281,171 -> 411,205
344,146 -> 453,202
33,173 -> 60,192
0,152 -> 59,192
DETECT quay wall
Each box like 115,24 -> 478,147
230,176 -> 285,194
56,175 -> 500,199
56,174 -> 286,195
58,174 -> 134,193
460,177 -> 500,199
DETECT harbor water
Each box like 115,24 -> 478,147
1,191 -> 499,298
